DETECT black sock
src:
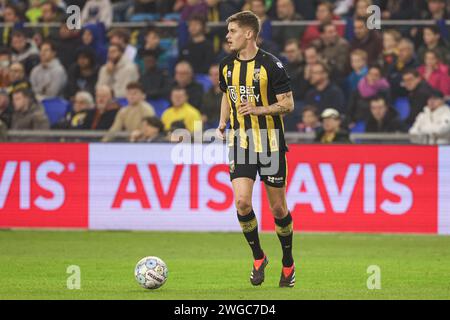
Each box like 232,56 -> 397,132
274,211 -> 294,267
237,210 -> 264,260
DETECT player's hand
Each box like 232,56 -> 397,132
238,101 -> 261,116
216,122 -> 227,141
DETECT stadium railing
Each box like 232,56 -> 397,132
4,130 -> 438,145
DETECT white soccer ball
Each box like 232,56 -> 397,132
134,256 -> 168,289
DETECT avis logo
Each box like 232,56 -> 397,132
287,163 -> 422,215
0,161 -> 75,210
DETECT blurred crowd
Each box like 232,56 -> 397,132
0,0 -> 450,144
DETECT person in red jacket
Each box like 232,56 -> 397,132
417,49 -> 450,97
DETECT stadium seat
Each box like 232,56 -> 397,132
394,97 -> 411,121
41,98 -> 70,125
129,13 -> 160,22
195,74 -> 213,92
116,97 -> 128,107
351,121 -> 366,133
148,98 -> 170,117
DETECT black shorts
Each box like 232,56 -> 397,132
228,146 -> 287,188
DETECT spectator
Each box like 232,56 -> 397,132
379,0 -> 420,20
81,0 -> 113,27
66,49 -> 99,100
53,24 -> 83,71
139,52 -> 172,100
0,48 -> 11,89
410,90 -> 450,144
283,40 -> 308,101
421,0 -> 448,20
108,28 -> 137,62
26,0 -> 43,23
249,0 -> 272,42
382,29 -> 401,73
305,62 -> 346,113
366,95 -> 406,133
137,28 -> 164,67
301,1 -> 345,49
297,105 -> 321,133
418,49 -> 450,97
181,0 -> 208,21
8,62 -> 31,94
347,49 -> 368,94
85,85 -> 119,130
402,68 -> 435,126
348,65 -> 390,124
97,44 -> 139,97
387,38 -> 419,99
162,86 -> 202,133
0,4 -> 23,47
200,64 -> 221,129
302,46 -> 322,93
417,26 -> 450,65
312,22 -> 350,80
80,24 -> 108,65
53,91 -> 95,129
130,116 -> 168,143
10,30 -> 40,76
103,82 -> 155,141
172,61 -> 204,109
272,0 -> 304,47
0,89 -> 12,128
179,15 -> 214,74
315,108 -> 351,143
30,40 -> 67,101
10,88 -> 49,131
350,18 -> 383,65
34,1 -> 62,44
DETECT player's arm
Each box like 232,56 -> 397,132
239,91 -> 294,116
216,93 -> 230,140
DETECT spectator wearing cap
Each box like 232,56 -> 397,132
366,95 -> 406,133
53,91 -> 95,130
410,90 -> 450,144
103,82 -> 155,142
66,49 -> 99,100
130,116 -> 168,143
172,61 -> 204,109
179,15 -> 214,74
305,62 -> 346,114
402,69 -> 436,126
139,52 -> 172,100
85,85 -> 120,130
315,108 -> 351,144
297,105 -> 321,133
0,89 -> 12,128
108,28 -> 137,62
10,30 -> 40,76
81,0 -> 113,27
10,88 -> 49,131
350,18 -> 383,66
30,40 -> 67,101
97,43 -> 139,98
8,62 -> 31,95
417,49 -> 450,97
162,86 -> 202,134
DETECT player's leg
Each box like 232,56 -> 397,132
232,177 -> 268,286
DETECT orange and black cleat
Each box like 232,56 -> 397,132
250,255 -> 269,286
279,264 -> 295,288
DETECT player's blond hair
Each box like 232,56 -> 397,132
226,11 -> 261,40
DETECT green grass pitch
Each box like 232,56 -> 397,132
0,230 -> 449,300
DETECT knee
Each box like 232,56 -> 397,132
270,202 -> 288,219
235,197 -> 252,215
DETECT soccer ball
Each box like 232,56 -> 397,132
134,256 -> 168,289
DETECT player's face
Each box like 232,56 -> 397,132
226,22 -> 251,52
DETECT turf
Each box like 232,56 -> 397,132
0,230 -> 449,300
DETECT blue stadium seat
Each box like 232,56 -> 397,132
394,97 -> 411,121
115,97 -> 128,107
195,74 -> 212,92
129,13 -> 160,22
351,121 -> 366,133
41,98 -> 70,125
148,98 -> 170,117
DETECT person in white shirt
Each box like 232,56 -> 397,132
409,90 -> 450,144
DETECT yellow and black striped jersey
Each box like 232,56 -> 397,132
219,49 -> 291,153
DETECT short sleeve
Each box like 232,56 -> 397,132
269,59 -> 291,95
219,61 -> 228,93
